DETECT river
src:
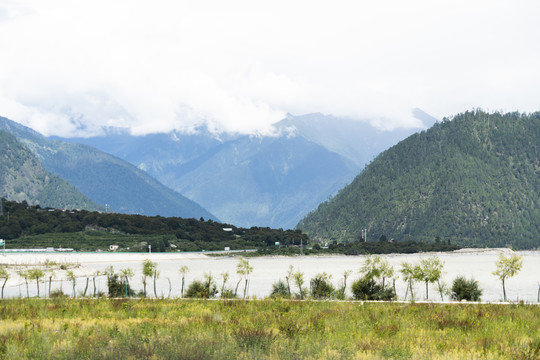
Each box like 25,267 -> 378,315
1,249 -> 539,302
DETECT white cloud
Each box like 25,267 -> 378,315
0,0 -> 539,136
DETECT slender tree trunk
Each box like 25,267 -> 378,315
234,278 -> 241,297
167,277 -> 171,298
153,270 -> 158,298
49,276 -> 52,298
1,278 -> 7,299
243,278 -> 248,299
143,278 -> 147,297
36,278 -> 40,297
25,278 -> 29,298
286,277 -> 291,298
425,281 -> 429,300
83,277 -> 89,297
181,276 -> 185,298
93,277 -> 96,297
393,279 -> 397,299
502,278 -> 506,302
404,282 -> 409,300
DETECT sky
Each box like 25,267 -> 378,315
0,0 -> 539,137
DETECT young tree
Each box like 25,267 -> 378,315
179,265 -> 189,298
120,268 -> 134,297
92,270 -> 101,297
48,269 -> 56,298
142,259 -> 157,297
355,256 -> 396,300
153,267 -> 160,298
493,253 -> 523,302
361,256 -> 394,288
17,270 -> 30,298
293,270 -> 306,299
400,262 -> 417,301
338,270 -> 352,299
220,271 -> 230,297
28,268 -> 45,297
0,266 -> 9,299
66,270 -> 77,298
285,265 -> 295,298
416,256 -> 444,300
236,259 -> 253,299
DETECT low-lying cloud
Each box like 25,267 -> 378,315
1,0 -> 539,137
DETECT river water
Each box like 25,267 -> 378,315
2,249 -> 539,302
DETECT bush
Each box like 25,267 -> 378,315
450,276 -> 482,301
107,274 -> 135,298
310,273 -> 335,299
50,289 -> 67,298
351,276 -> 395,301
185,280 -> 217,299
270,280 -> 289,299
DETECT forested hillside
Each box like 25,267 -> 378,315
0,116 -> 216,220
0,130 -> 102,211
297,110 -> 540,249
0,199 -> 308,252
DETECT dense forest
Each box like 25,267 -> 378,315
298,110 -> 540,249
0,198 -> 308,252
0,199 -> 459,254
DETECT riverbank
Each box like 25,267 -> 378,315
0,249 -> 538,302
0,298 -> 538,359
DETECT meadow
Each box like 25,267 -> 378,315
0,298 -> 539,359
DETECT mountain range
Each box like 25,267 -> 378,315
297,110 -> 540,249
0,116 -> 216,220
61,112 -> 434,228
0,129 -> 102,211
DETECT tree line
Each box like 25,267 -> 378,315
0,253 -> 528,303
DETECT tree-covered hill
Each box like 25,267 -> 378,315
297,110 -> 540,249
0,116 -> 216,220
0,198 -> 309,252
0,130 -> 102,211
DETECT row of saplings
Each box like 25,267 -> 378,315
4,254 -> 521,301
269,256 -> 485,301
270,253 -> 523,302
106,254 -> 521,302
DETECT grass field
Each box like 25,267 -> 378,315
0,299 -> 539,359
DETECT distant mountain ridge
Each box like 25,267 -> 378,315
0,116 -> 216,220
0,130 -> 102,210
297,110 -> 540,249
60,111 -> 433,228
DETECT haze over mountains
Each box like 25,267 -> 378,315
0,129 -> 102,211
62,112 -> 434,228
298,110 -> 540,249
0,116 -> 216,220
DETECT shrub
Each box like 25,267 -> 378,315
310,273 -> 335,299
185,280 -> 217,298
450,276 -> 482,301
107,273 -> 135,298
351,276 -> 395,301
270,280 -> 289,299
50,289 -> 67,298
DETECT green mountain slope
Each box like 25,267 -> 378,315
0,130 -> 102,210
297,110 -> 540,249
0,116 -> 216,220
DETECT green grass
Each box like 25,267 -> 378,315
0,299 -> 539,359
